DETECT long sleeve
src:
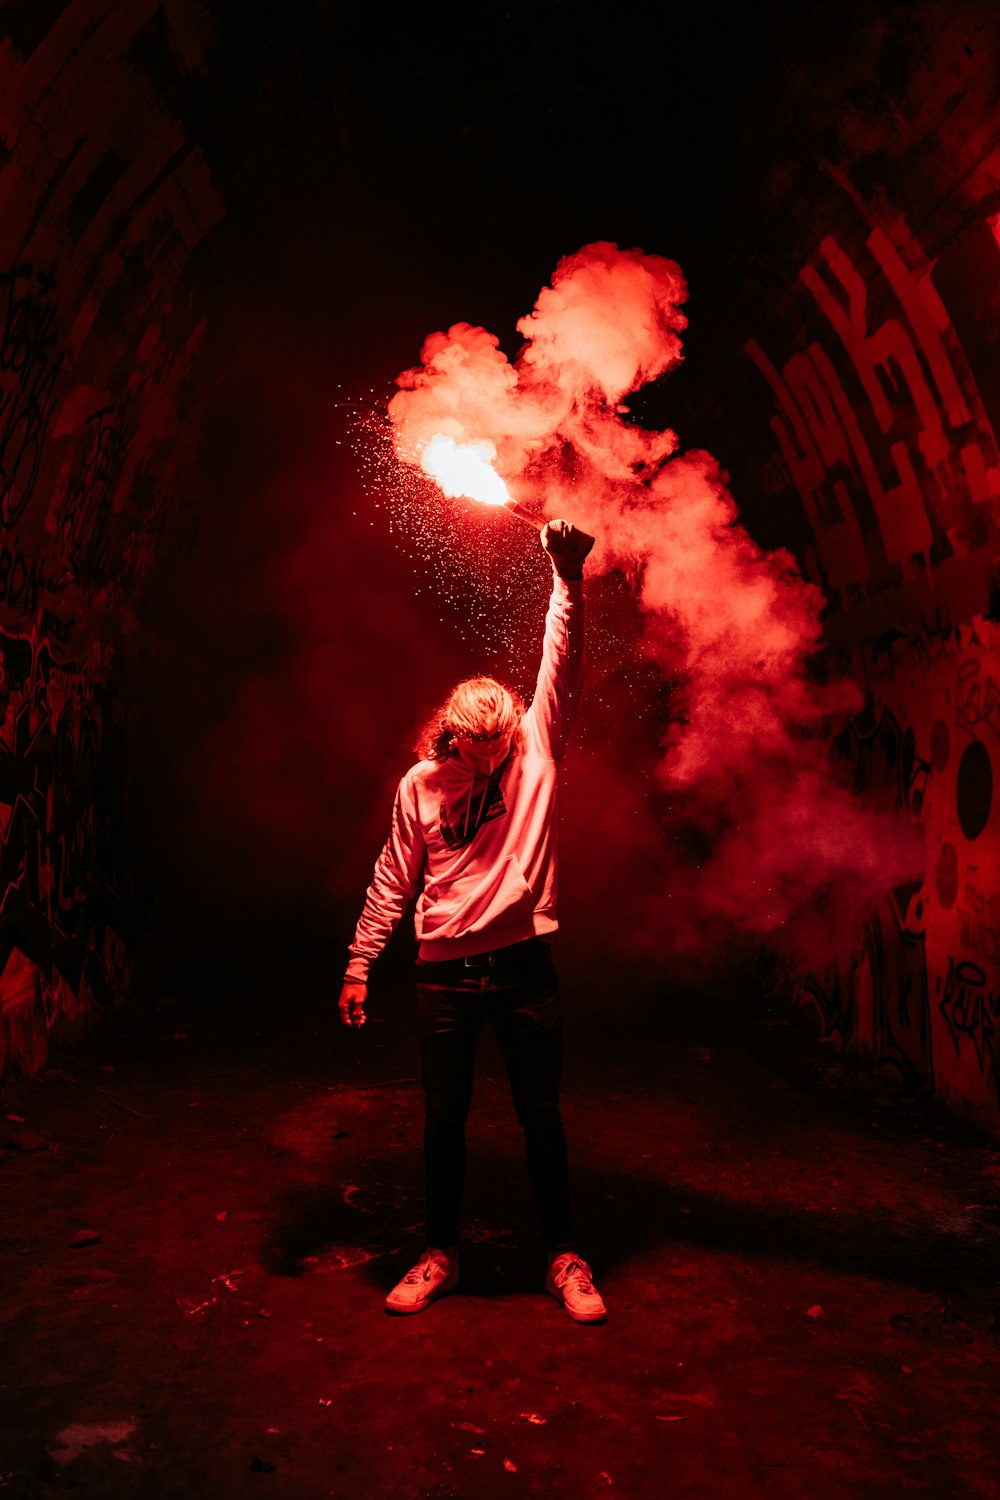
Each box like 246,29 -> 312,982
527,574 -> 585,760
345,774 -> 426,982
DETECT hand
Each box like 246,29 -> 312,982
541,518 -> 595,579
339,981 -> 367,1028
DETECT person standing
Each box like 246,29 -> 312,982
339,519 -> 605,1323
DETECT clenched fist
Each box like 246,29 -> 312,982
541,518 -> 595,579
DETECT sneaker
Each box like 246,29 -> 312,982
546,1251 -> 607,1324
385,1247 -> 458,1315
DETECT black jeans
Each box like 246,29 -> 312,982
415,937 -> 574,1252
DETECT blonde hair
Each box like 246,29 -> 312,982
417,676 -> 526,762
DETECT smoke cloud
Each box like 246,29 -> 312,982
389,241 -> 922,971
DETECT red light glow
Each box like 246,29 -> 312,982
384,241 -> 923,960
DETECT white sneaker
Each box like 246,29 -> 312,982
546,1251 -> 607,1324
385,1247 -> 458,1315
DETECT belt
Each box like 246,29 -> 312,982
419,937 -> 548,974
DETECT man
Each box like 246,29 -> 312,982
339,518 -> 605,1324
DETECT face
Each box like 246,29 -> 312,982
452,730 -> 513,776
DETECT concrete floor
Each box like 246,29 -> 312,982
3,975 -> 1000,1499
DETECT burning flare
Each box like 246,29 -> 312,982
421,435 -> 511,507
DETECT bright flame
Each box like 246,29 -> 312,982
421,435 -> 511,507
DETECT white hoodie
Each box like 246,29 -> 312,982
345,575 -> 584,980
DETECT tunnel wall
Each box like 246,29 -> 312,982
726,5 -> 1000,1132
0,3 -> 220,1077
4,0 -> 1000,1149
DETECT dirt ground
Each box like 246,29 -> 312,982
3,971 -> 1000,1499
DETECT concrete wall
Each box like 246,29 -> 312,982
724,3 -> 1000,1132
0,2 -> 221,1075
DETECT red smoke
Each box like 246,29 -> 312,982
389,241 -> 922,967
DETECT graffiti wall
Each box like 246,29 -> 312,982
739,9 -> 1000,1133
0,4 -> 223,1076
794,629 -> 1000,1129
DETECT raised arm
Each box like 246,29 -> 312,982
528,520 -> 593,760
340,773 -> 426,1025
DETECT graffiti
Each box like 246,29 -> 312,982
801,704 -> 933,1094
957,866 -> 1000,963
53,403 -> 128,595
797,963 -> 854,1049
834,702 -> 930,826
954,658 -> 1000,742
799,896 -> 933,1097
38,965 -> 84,1031
0,9 -> 230,1080
955,738 -> 993,842
812,888 -> 932,1096
865,893 -> 933,1096
39,609 -> 73,646
935,841 -> 959,910
0,629 -> 130,999
32,648 -> 95,726
0,946 -> 36,1017
0,544 -> 43,612
937,956 -> 999,1091
0,264 -> 64,529
49,706 -> 100,935
747,201 -> 1000,604
0,696 -> 52,916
